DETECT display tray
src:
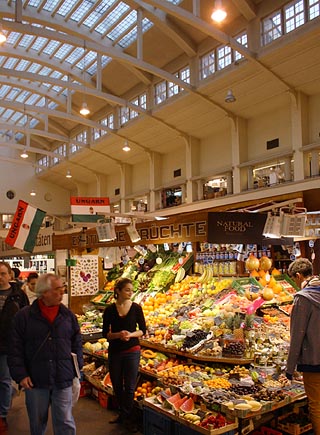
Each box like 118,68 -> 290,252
81,331 -> 102,342
221,397 -> 292,419
177,415 -> 238,435
140,340 -> 253,365
278,411 -> 312,435
143,398 -> 238,435
84,374 -> 113,396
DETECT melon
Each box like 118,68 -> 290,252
245,254 -> 260,271
172,396 -> 188,411
102,372 -> 112,388
165,392 -> 181,408
180,397 -> 195,412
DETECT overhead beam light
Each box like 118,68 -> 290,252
122,140 -> 131,152
20,148 -> 29,159
0,26 -> 6,43
225,89 -> 236,103
79,102 -> 90,116
211,0 -> 227,23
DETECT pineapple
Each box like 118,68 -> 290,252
233,314 -> 244,340
244,314 -> 255,330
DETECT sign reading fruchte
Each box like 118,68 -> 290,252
70,196 -> 110,222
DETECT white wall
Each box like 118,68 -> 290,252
0,162 -> 72,215
131,160 -> 150,193
309,93 -> 320,143
200,128 -> 232,173
160,144 -> 186,186
247,104 -> 292,160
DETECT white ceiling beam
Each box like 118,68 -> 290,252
0,68 -> 190,138
0,100 -> 152,155
232,0 -> 257,21
127,0 -> 197,57
0,141 -> 66,159
0,17 -> 234,115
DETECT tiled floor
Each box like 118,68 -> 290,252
7,391 -> 143,434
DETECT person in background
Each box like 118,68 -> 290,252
286,258 -> 320,435
103,277 -> 146,433
10,267 -> 23,290
8,273 -> 83,435
22,272 -> 39,304
0,262 -> 29,435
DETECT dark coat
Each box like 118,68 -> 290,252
8,300 -> 83,389
0,282 -> 29,354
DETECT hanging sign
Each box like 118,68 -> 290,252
208,212 -> 267,244
53,212 -> 208,249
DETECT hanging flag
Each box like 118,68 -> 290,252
70,196 -> 110,222
5,200 -> 46,253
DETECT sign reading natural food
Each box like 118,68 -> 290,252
208,212 -> 267,244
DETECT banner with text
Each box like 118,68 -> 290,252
70,196 -> 110,222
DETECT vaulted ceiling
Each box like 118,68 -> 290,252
0,0 -> 319,190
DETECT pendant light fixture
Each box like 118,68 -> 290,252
79,41 -> 90,116
211,0 -> 227,23
20,147 -> 29,159
66,170 -> 72,178
0,25 -> 6,43
30,189 -> 36,196
122,140 -> 131,152
225,89 -> 236,103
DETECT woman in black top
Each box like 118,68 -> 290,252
102,278 -> 146,431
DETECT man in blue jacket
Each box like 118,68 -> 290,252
8,273 -> 83,435
286,258 -> 320,435
0,261 -> 29,435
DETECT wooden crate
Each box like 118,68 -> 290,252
278,412 -> 312,435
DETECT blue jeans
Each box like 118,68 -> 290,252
25,386 -> 76,435
0,354 -> 12,418
108,350 -> 140,421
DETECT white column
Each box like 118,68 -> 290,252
247,167 -> 254,190
283,157 -> 292,181
290,91 -> 308,181
184,136 -> 200,203
230,116 -> 248,193
119,163 -> 132,213
148,152 -> 161,211
310,150 -> 319,177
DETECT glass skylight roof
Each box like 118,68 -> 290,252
0,0 -> 183,139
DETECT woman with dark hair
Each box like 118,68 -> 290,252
22,272 -> 39,304
102,278 -> 146,433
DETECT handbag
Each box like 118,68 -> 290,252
71,352 -> 81,406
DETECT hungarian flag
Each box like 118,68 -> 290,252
5,200 -> 46,253
70,196 -> 110,222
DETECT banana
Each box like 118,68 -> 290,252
198,267 -> 208,284
206,266 -> 213,281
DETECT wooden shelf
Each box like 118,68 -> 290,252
140,339 -> 253,365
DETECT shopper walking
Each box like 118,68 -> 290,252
22,272 -> 39,304
0,261 -> 29,435
286,258 -> 320,435
8,273 -> 83,435
103,277 -> 146,433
